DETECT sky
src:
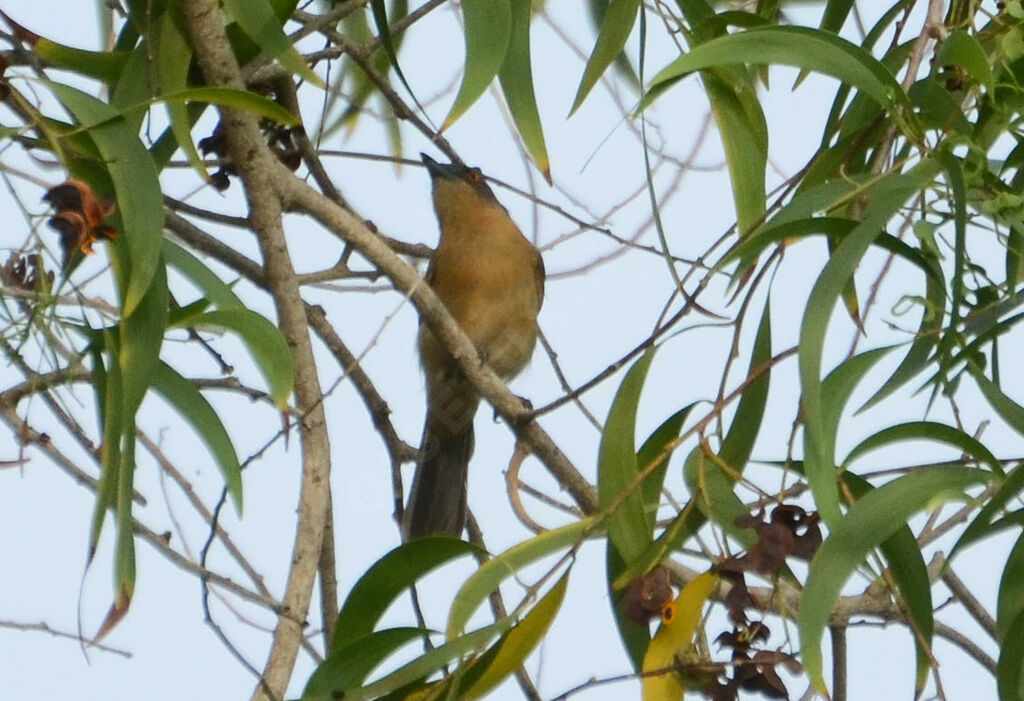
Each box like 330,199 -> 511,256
0,1 -> 1010,700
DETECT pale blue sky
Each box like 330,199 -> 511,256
0,1 -> 1006,699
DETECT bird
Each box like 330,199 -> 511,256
403,153 -> 545,539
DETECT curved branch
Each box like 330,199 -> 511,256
279,174 -> 599,513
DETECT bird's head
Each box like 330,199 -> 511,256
421,153 -> 503,226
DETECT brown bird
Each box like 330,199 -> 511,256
403,153 -> 545,539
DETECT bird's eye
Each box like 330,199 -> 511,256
466,168 -> 481,183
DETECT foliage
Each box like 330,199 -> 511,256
2,0 -> 1024,699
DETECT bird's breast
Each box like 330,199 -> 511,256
422,212 -> 541,380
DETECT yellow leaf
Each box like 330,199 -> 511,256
641,572 -> 717,701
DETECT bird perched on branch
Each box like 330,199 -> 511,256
403,153 -> 545,539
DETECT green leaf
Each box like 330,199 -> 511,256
704,69 -> 768,236
304,628 -> 424,698
329,7 -> 381,131
88,330 -> 124,560
949,374 -> 1024,555
498,0 -> 551,182
114,431 -> 138,612
368,0 -> 419,126
859,256 -> 944,410
909,78 -> 972,135
153,13 -> 204,178
109,39 -> 154,127
77,87 -> 300,133
599,350 -> 657,564
937,30 -> 994,94
1008,222 -> 1024,293
37,39 -> 130,85
162,240 -> 243,310
119,259 -> 169,419
447,517 -> 599,638
643,26 -> 920,140
460,572 -> 569,699
570,0 -> 640,114
607,405 -> 693,672
611,502 -> 707,593
999,610 -> 1024,701
845,421 -> 1004,475
334,538 -> 482,647
588,0 -> 641,84
683,447 -> 755,547
799,161 -> 939,525
310,621 -> 513,701
607,302 -> 767,601
151,362 -> 243,512
637,405 -> 693,533
719,299 -> 772,471
936,150 -> 967,348
806,347 -> 892,526
171,309 -> 294,408
49,83 -> 165,317
159,87 -> 300,125
91,263 -> 169,639
819,0 -> 854,34
442,0 -> 511,130
799,466 -> 989,693
843,473 -> 933,694
222,0 -> 322,85
998,532 -> 1024,642
607,544 -> 650,673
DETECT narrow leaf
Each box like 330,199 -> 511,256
316,622 -> 513,701
599,350 -> 657,564
800,161 -> 938,525
846,421 -> 1003,474
222,0 -> 322,85
49,83 -> 164,316
570,0 -> 640,114
684,447 -> 756,547
442,0 -> 511,130
461,572 -> 570,699
171,308 -> 295,408
151,362 -> 244,512
719,299 -> 772,471
843,473 -> 933,694
950,374 -> 1024,555
999,611 -> 1024,701
153,13 -> 205,178
704,69 -> 768,236
643,26 -> 919,140
806,347 -> 892,526
447,517 -> 599,638
936,30 -> 994,94
162,240 -> 243,310
304,628 -> 424,698
335,538 -> 482,648
608,405 -> 693,671
88,332 -> 123,559
799,466 -> 989,693
498,0 -> 551,182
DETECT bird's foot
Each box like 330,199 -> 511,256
493,395 -> 534,425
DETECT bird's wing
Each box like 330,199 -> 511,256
532,247 -> 545,312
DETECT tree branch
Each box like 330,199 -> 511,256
180,4 -> 334,699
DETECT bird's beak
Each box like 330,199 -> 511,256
421,152 -> 459,180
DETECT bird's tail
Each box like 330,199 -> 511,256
403,407 -> 477,539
